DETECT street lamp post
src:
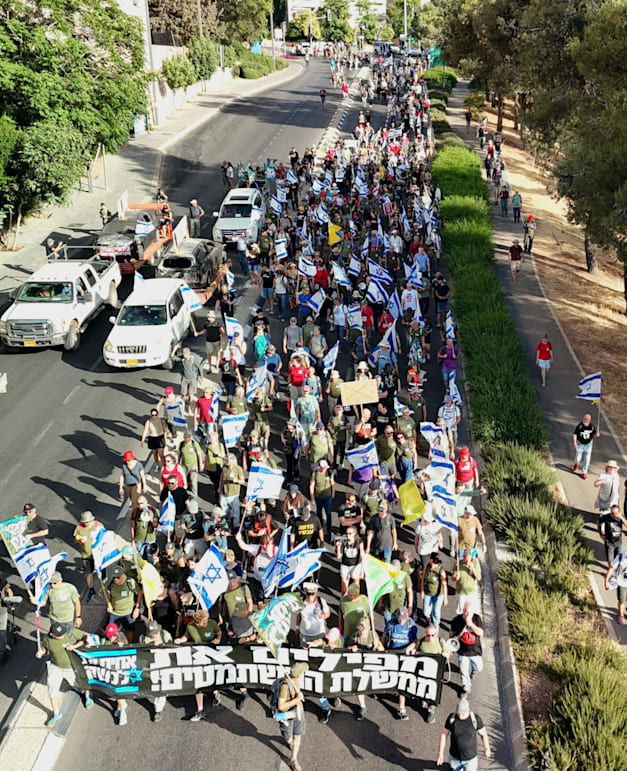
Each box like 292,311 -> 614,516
270,10 -> 276,71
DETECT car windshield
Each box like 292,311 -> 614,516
220,203 -> 252,218
17,282 -> 73,302
117,304 -> 167,326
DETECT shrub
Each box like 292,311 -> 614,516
424,66 -> 458,92
188,37 -> 219,80
432,146 -> 488,200
482,443 -> 558,498
161,53 -> 197,90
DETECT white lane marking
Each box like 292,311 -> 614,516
62,385 -> 80,405
0,465 -> 19,492
33,420 -> 54,447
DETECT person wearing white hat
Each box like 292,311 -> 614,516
414,505 -> 442,569
594,460 -> 620,515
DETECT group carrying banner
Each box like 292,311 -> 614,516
70,644 -> 444,704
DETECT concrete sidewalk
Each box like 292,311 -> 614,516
0,62 -> 304,294
446,82 -> 627,649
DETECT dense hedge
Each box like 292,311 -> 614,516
225,42 -> 287,79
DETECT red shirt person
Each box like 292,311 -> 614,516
535,333 -> 553,387
455,447 -> 479,490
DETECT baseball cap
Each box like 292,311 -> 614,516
183,431 -> 192,439
302,582 -> 319,593
23,503 -> 35,512
331,370 -> 340,378
187,498 -> 199,514
50,623 -> 66,637
459,447 -> 470,456
318,459 -> 329,469
182,347 -> 191,355
315,421 -> 325,429
289,484 -> 300,494
51,571 -> 62,584
146,620 -> 161,635
80,510 -> 95,523
111,565 -> 125,578
347,584 -> 360,596
396,606 -> 409,621
369,479 -> 381,490
464,504 -> 476,516
227,570 -> 238,580
105,622 -> 119,639
290,316 -> 297,322
391,559 -> 401,570
306,315 -> 313,321
291,662 -> 309,677
164,386 -> 174,395
212,507 -> 225,519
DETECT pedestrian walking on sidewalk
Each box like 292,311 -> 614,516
99,202 -> 112,227
535,333 -> 553,387
189,198 -> 205,237
464,110 -> 472,134
436,697 -> 492,769
594,460 -> 620,515
604,547 -> 627,625
499,185 -> 509,216
512,190 -> 522,222
508,239 -> 523,281
572,413 -> 599,479
523,214 -> 536,252
599,505 -> 625,566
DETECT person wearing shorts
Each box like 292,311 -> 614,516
142,408 -> 167,468
72,510 -> 100,602
508,239 -> 523,281
195,310 -> 224,373
433,276 -> 450,327
336,527 -> 364,596
605,548 -> 627,625
277,662 -> 309,770
535,333 -> 553,387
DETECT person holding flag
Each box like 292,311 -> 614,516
106,564 -> 142,642
39,570 -> 82,636
72,510 -> 102,603
572,412 -> 600,480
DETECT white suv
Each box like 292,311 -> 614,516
212,187 -> 265,244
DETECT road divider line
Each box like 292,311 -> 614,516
62,384 -> 80,405
33,420 -> 54,447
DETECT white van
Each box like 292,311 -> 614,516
212,187 -> 266,244
103,278 -> 192,369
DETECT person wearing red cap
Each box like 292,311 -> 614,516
102,622 -> 130,725
118,451 -> 147,508
523,214 -> 536,253
455,448 -> 479,492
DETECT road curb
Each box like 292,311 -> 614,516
152,61 -> 306,191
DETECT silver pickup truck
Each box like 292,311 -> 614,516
0,260 -> 121,351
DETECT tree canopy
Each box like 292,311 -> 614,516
321,0 -> 352,43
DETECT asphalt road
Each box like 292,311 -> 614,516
0,59 -> 509,770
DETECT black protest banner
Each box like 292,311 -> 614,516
70,644 -> 444,704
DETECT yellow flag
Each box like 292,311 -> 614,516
328,223 -> 342,245
399,478 -> 425,527
140,561 -> 163,608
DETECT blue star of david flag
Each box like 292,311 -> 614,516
445,311 -> 456,339
401,205 -> 412,239
407,262 -> 424,289
389,288 -> 402,319
307,289 -> 326,317
368,259 -> 393,285
91,527 -> 122,575
287,168 -> 298,185
246,364 -> 268,401
366,279 -> 388,305
335,166 -> 346,183
348,219 -> 357,236
279,543 -> 327,588
322,341 -> 339,377
13,543 -> 49,586
275,236 -> 288,261
270,195 -> 282,215
324,169 -> 334,187
332,262 -> 352,288
346,441 -> 379,471
35,551 -> 67,609
347,304 -> 362,329
246,462 -> 284,501
312,177 -> 324,195
262,527 -> 291,596
348,254 -> 361,277
298,255 -> 317,278
159,494 -> 176,533
189,545 -> 229,611
315,202 -> 329,224
276,186 -> 288,203
577,371 -> 601,401
360,237 -> 369,259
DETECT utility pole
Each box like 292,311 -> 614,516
270,10 -> 276,71
403,0 -> 408,52
196,0 -> 203,37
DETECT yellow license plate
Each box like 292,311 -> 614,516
24,340 -> 36,347
126,359 -> 138,366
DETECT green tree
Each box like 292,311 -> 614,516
387,0 -> 422,40
161,53 -> 198,90
321,0 -> 352,43
188,36 -> 219,79
215,0 -> 273,42
148,0 -> 218,44
288,11 -> 322,41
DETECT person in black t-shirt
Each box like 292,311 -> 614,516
159,476 -> 190,521
23,503 -> 49,541
193,310 -> 224,374
290,509 -> 323,550
572,413 -> 600,479
449,602 -> 484,694
436,697 -> 491,768
599,505 -> 625,566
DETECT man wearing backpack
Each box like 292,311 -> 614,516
436,697 -> 492,769
178,432 -> 205,498
275,662 -> 309,771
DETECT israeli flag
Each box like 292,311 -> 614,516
401,206 -> 412,239
413,301 -> 424,326
407,263 -> 424,289
226,269 -> 235,290
91,527 -> 122,575
270,195 -> 282,215
394,396 -> 413,417
13,543 -> 50,586
368,259 -> 393,285
209,387 -> 221,423
275,237 -> 288,260
34,551 -> 67,609
430,459 -> 456,493
180,284 -> 202,311
383,233 -> 391,255
225,315 -> 243,341
335,166 -> 346,182
420,422 -> 447,459
360,238 -> 369,259
324,169 -> 334,187
434,501 -> 459,532
346,441 -> 379,471
246,364 -> 268,401
348,254 -> 361,277
298,255 -> 317,278
312,177 -> 324,195
358,179 -> 369,197
322,341 -> 339,377
449,377 -> 463,406
389,288 -> 402,319
433,485 -> 457,510
251,203 -> 263,221
308,288 -> 326,317
287,168 -> 298,185
347,304 -> 363,329
221,413 -> 248,447
276,187 -> 288,203
315,202 -> 329,225
159,494 -> 176,533
246,463 -> 284,501
349,219 -> 358,236
332,262 -> 352,288
435,184 -> 442,203
262,527 -> 290,596
133,271 -> 144,291
445,311 -> 456,340
577,371 -> 601,401
280,544 -> 327,589
366,279 -> 388,305
189,545 -> 229,611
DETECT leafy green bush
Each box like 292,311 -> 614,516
188,37 -> 219,80
161,54 -> 197,90
467,77 -> 487,93
432,146 -> 488,200
424,66 -> 458,91
482,443 -> 558,498
528,644 -> 627,770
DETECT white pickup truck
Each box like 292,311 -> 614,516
0,260 -> 121,351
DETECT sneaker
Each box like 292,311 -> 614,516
356,707 -> 366,721
118,710 -> 128,726
211,692 -> 221,707
153,711 -> 163,722
237,692 -> 249,711
332,697 -> 341,708
84,694 -> 93,709
114,707 -> 121,719
320,709 -> 330,724
582,473 -> 588,480
618,613 -> 625,626
190,710 -> 203,722
46,712 -> 62,728
398,709 -> 409,721
573,464 -> 578,472
426,706 -> 436,724
86,588 -> 95,603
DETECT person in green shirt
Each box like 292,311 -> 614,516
417,623 -> 451,722
381,559 -> 413,621
131,495 -> 159,558
72,509 -> 101,602
205,433 -> 227,498
252,389 -> 272,449
43,572 -> 81,632
307,421 -> 333,472
36,623 -> 90,727
309,459 -> 335,541
106,565 -> 142,642
302,316 -> 315,348
219,454 -> 246,528
375,425 -> 398,477
226,386 -> 247,415
396,405 -> 418,448
339,584 -> 371,643
175,609 -> 222,720
178,432 -> 205,498
452,550 -> 482,613
327,404 -> 348,470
